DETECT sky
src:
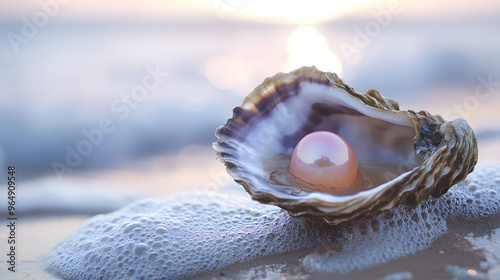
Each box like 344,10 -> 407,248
0,0 -> 499,23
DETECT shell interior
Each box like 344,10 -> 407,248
215,67 -> 478,224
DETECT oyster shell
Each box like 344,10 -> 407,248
214,66 -> 478,225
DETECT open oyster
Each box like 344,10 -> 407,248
214,66 -> 478,225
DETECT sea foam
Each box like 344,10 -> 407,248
45,165 -> 500,279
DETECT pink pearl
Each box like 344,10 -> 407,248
289,131 -> 358,190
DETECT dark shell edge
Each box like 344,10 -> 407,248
214,66 -> 478,225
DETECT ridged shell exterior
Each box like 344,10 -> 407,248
214,66 -> 478,225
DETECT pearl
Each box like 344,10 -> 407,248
289,131 -> 358,190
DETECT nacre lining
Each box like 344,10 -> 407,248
214,66 -> 478,225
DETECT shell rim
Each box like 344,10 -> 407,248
214,66 -> 478,225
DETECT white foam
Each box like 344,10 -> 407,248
376,271 -> 413,280
45,165 -> 500,279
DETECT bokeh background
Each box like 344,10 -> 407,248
1,0 -> 500,277
1,0 -> 500,187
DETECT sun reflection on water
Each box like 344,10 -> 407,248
467,269 -> 478,276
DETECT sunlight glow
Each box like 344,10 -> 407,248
1,0 -> 498,22
233,0 -> 375,24
204,55 -> 253,96
285,26 -> 343,75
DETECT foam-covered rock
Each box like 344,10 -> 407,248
45,165 -> 500,279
